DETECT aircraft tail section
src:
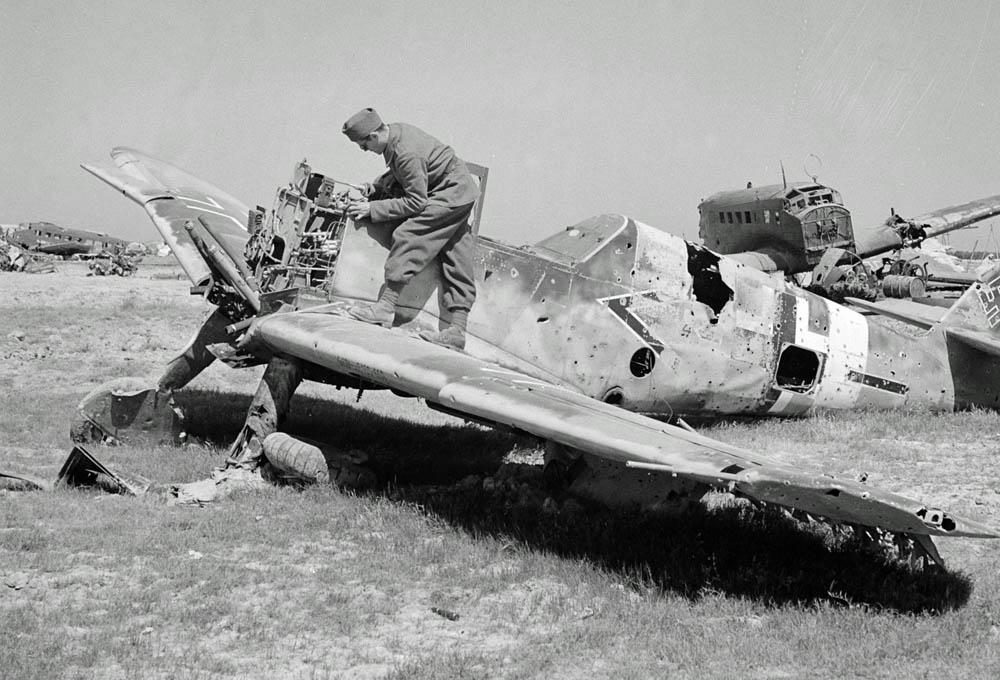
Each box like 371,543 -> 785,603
935,262 -> 1000,340
931,263 -> 1000,408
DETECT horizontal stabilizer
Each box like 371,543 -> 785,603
944,326 -> 1000,358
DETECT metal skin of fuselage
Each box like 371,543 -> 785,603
457,213 -> 1000,419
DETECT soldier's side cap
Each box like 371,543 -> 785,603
343,108 -> 382,141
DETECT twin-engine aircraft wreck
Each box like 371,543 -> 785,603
74,147 -> 1000,567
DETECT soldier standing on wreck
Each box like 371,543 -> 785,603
342,107 -> 480,350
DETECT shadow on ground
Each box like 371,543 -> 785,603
175,387 -> 973,615
175,388 -> 525,483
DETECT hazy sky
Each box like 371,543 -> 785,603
2,1 -> 1000,250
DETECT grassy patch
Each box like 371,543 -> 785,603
2,268 -> 1000,678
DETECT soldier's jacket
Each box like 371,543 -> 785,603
369,122 -> 479,223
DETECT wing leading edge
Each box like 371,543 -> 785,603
251,311 -> 996,539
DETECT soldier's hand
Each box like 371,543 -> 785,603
347,200 -> 371,221
359,182 -> 376,198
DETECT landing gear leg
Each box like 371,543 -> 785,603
158,308 -> 235,393
227,355 -> 303,468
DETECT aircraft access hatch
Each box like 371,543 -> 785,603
775,344 -> 824,393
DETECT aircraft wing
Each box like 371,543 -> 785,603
911,195 -> 1000,235
81,148 -> 250,286
856,194 -> 1000,258
33,242 -> 92,257
249,310 -> 995,539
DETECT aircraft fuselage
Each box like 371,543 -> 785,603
455,214 -> 987,417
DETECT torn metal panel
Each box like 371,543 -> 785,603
684,243 -> 733,318
71,378 -> 183,446
57,446 -> 152,495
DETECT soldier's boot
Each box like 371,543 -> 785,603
419,308 -> 469,351
348,281 -> 404,328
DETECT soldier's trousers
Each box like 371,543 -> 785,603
381,202 -> 477,311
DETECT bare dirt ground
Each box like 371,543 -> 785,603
2,263 -> 1000,679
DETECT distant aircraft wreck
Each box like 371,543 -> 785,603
0,233 -> 55,273
86,244 -> 139,277
65,147 -> 1000,568
7,221 -> 129,258
698,179 -> 1000,302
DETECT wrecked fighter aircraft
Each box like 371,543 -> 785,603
75,147 -> 999,566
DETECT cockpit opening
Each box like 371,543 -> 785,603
685,243 -> 733,317
783,185 -> 843,215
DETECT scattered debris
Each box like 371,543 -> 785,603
87,246 -> 138,277
169,466 -> 273,505
431,606 -> 460,621
57,446 -> 152,495
4,572 -> 31,590
0,236 -> 55,273
71,378 -> 184,446
0,470 -> 51,492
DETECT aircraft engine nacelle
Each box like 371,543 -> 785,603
242,160 -> 354,308
241,159 -> 489,316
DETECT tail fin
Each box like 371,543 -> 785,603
937,262 -> 1000,333
931,262 -> 1000,409
933,262 -> 1000,359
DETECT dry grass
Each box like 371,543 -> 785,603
2,265 -> 1000,679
